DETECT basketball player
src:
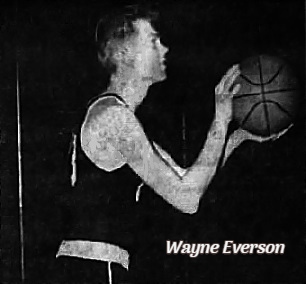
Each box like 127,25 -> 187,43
55,6 -> 290,283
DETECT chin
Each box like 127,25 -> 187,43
160,74 -> 167,82
160,72 -> 167,81
153,70 -> 167,83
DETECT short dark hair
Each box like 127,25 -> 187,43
95,4 -> 159,74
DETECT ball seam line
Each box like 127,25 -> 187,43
258,56 -> 271,135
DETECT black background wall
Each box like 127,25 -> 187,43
1,0 -> 305,283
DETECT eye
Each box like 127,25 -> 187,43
151,37 -> 158,44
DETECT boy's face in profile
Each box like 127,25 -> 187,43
129,19 -> 168,83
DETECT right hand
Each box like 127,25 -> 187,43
215,64 -> 241,123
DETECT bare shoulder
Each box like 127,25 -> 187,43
80,98 -> 132,170
84,96 -> 124,124
83,104 -> 133,136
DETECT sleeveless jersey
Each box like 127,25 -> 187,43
61,93 -> 143,252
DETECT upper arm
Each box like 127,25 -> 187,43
82,104 -> 200,214
80,102 -> 126,171
109,106 -> 180,189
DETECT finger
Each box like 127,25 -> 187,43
232,83 -> 241,95
225,64 -> 240,78
224,66 -> 241,91
219,65 -> 240,94
215,82 -> 222,95
249,132 -> 276,142
271,124 -> 293,141
215,64 -> 240,95
242,124 -> 293,143
222,65 -> 239,87
237,129 -> 268,143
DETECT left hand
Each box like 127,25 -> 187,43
232,124 -> 293,143
221,124 -> 293,167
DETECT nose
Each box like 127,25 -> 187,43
161,43 -> 169,56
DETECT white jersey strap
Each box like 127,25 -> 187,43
56,240 -> 129,270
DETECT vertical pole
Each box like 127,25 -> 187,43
71,133 -> 77,187
108,261 -> 112,284
17,61 -> 25,282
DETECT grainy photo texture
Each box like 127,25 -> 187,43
1,1 -> 305,283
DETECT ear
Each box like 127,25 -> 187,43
114,44 -> 136,69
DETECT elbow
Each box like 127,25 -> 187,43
182,201 -> 199,215
176,191 -> 200,215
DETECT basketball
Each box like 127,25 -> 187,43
233,55 -> 299,136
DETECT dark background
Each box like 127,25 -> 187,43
1,0 -> 305,283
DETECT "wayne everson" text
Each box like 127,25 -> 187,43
166,240 -> 285,257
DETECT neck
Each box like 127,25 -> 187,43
106,73 -> 152,112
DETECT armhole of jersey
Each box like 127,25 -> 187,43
84,93 -> 128,130
69,93 -> 128,186
87,93 -> 128,109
